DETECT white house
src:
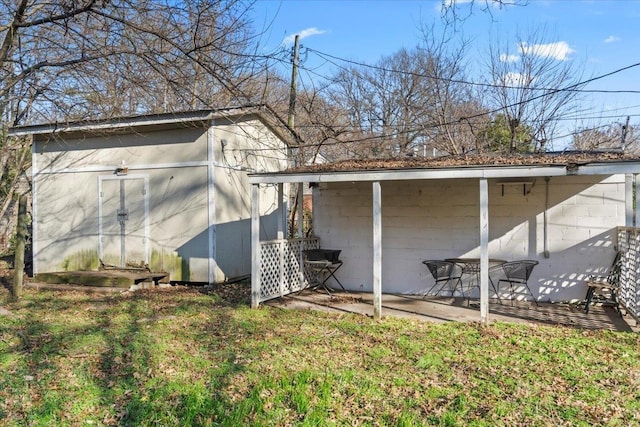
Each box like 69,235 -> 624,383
9,106 -> 291,284
248,153 -> 640,322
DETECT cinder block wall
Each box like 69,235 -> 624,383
312,175 -> 625,302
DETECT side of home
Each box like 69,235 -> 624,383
11,108 -> 289,283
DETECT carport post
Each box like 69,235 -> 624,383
251,183 -> 261,308
297,182 -> 305,287
479,178 -> 489,324
626,174 -> 634,226
277,183 -> 285,239
373,181 -> 382,320
635,175 -> 640,227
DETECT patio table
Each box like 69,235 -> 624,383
445,258 -> 507,300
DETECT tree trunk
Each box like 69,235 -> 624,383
11,194 -> 27,301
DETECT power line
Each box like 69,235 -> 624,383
248,45 -> 640,150
306,48 -> 640,95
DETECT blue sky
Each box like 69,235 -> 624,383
251,0 -> 640,148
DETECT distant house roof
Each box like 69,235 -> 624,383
8,105 -> 294,146
249,151 -> 640,184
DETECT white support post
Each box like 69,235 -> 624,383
479,179 -> 489,324
277,183 -> 285,297
298,182 -> 305,287
633,174 -> 640,228
284,183 -> 290,238
297,182 -> 304,238
626,174 -> 634,227
373,181 -> 382,320
251,184 -> 261,308
279,241 -> 285,297
277,183 -> 285,240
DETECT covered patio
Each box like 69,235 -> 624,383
265,290 -> 638,332
248,153 -> 640,326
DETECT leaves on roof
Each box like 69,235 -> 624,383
291,151 -> 640,173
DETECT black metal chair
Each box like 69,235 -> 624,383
303,249 -> 345,295
491,260 -> 539,306
583,251 -> 622,315
422,260 -> 463,298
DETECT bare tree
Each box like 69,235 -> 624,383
440,0 -> 528,25
483,27 -> 586,152
323,21 -> 484,158
1,0 -> 264,126
0,0 -> 268,251
572,122 -> 639,154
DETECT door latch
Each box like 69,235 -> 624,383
117,208 -> 129,223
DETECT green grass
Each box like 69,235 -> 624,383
0,285 -> 639,426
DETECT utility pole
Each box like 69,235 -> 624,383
621,115 -> 631,151
287,35 -> 302,238
287,34 -> 300,130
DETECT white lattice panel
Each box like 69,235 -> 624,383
259,243 -> 280,299
257,238 -> 320,303
617,227 -> 640,320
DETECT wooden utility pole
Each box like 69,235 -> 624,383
621,115 -> 631,151
12,194 -> 28,301
288,34 -> 302,237
287,34 -> 300,130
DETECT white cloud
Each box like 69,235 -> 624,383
502,72 -> 524,86
443,0 -> 472,6
499,72 -> 535,87
500,53 -> 520,63
604,35 -> 620,43
282,27 -> 327,45
519,41 -> 575,61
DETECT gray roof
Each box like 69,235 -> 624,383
8,105 -> 294,146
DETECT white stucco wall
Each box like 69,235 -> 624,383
312,175 -> 625,302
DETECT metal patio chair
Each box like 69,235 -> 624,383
583,251 -> 622,315
491,260 -> 539,306
422,260 -> 463,298
303,249 -> 345,295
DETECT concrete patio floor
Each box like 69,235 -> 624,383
266,290 -> 639,332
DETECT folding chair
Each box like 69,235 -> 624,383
584,252 -> 622,315
422,260 -> 463,298
303,249 -> 345,295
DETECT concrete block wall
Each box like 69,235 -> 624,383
312,175 -> 625,302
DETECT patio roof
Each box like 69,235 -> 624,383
249,152 -> 640,323
249,152 -> 640,184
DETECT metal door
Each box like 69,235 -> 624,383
99,176 -> 148,267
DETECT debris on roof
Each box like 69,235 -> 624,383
289,151 -> 640,173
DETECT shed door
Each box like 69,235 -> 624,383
99,176 -> 148,267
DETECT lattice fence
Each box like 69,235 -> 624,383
616,227 -> 640,320
257,237 -> 320,303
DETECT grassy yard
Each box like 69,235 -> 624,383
0,284 -> 639,426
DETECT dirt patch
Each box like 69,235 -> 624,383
200,280 -> 251,305
329,294 -> 363,304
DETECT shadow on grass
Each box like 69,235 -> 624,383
0,286 -> 262,426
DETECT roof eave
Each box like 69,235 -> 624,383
248,162 -> 640,184
7,105 -> 272,137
